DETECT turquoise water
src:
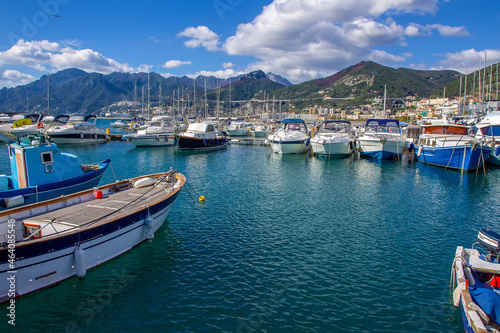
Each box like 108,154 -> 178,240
1,139 -> 500,332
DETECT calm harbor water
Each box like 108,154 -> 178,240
1,136 -> 500,332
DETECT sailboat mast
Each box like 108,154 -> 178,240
229,77 -> 232,116
383,84 -> 387,118
47,73 -> 50,116
147,72 -> 150,119
193,77 -> 196,119
204,77 -> 207,118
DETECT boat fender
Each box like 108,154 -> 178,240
156,135 -> 159,141
417,145 -> 423,157
409,142 -> 414,153
134,177 -> 155,188
74,247 -> 87,278
203,138 -> 208,146
93,190 -> 103,199
144,215 -> 154,241
37,122 -> 44,129
80,133 -> 84,139
3,195 -> 25,208
94,134 -> 97,139
349,141 -> 353,150
305,138 -> 310,147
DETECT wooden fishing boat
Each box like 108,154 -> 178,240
452,229 -> 500,332
0,169 -> 185,303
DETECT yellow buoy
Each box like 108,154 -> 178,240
106,128 -> 110,134
199,196 -> 206,203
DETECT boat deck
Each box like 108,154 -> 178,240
21,181 -> 174,237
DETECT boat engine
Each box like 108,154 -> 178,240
477,228 -> 500,260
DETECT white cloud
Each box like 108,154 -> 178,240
162,60 -> 192,69
0,69 -> 35,88
178,26 -> 220,51
433,49 -> 500,73
189,68 -> 245,80
209,0 -> 467,82
0,39 -> 149,77
222,62 -> 235,69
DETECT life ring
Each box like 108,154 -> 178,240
37,122 -> 44,129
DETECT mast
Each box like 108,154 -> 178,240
229,76 -> 232,116
147,72 -> 150,119
134,81 -> 137,117
47,73 -> 50,116
193,77 -> 196,119
383,84 -> 387,118
216,76 -> 220,119
159,82 -> 162,112
204,76 -> 207,118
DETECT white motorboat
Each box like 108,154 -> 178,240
310,120 -> 356,157
110,119 -> 127,128
228,121 -> 250,136
250,124 -> 267,138
177,122 -> 227,150
0,114 -> 43,142
9,115 -> 70,139
46,115 -> 108,144
357,119 -> 406,159
268,118 -> 311,154
475,111 -> 500,166
0,169 -> 185,303
129,116 -> 176,147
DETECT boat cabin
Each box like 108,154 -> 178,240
421,125 -> 469,135
364,119 -> 400,133
2,136 -> 83,190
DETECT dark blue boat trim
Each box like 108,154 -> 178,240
0,189 -> 180,264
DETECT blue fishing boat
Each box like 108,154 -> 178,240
452,229 -> 500,332
416,124 -> 493,171
0,135 -> 109,210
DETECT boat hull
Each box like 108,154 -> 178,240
129,134 -> 176,147
358,137 -> 404,160
0,160 -> 110,211
417,145 -> 493,171
311,139 -> 354,157
0,172 -> 184,303
49,133 -> 108,145
177,136 -> 227,150
269,139 -> 311,154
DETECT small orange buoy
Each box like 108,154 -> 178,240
94,190 -> 103,199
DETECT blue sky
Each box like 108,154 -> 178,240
1,0 -> 499,88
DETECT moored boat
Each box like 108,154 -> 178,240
475,111 -> 500,166
452,228 -> 500,332
227,121 -> 250,136
177,122 -> 227,150
46,115 -> 108,144
416,124 -> 493,171
268,118 -> 311,154
0,135 -> 110,210
310,120 -> 356,158
128,116 -> 176,147
0,168 -> 185,303
357,119 -> 406,159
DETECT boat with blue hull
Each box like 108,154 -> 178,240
357,119 -> 406,160
452,229 -> 500,332
0,135 -> 109,210
0,169 -> 185,303
416,124 -> 493,171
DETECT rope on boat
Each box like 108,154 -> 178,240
445,136 -> 462,170
109,161 -> 118,182
21,170 -> 180,240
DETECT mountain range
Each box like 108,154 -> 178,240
0,61 -> 468,115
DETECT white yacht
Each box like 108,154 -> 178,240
177,122 -> 227,150
46,115 -> 108,145
228,121 -> 250,136
357,119 -> 406,159
268,118 -> 311,154
310,120 -> 356,157
475,111 -> 500,166
128,116 -> 176,147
